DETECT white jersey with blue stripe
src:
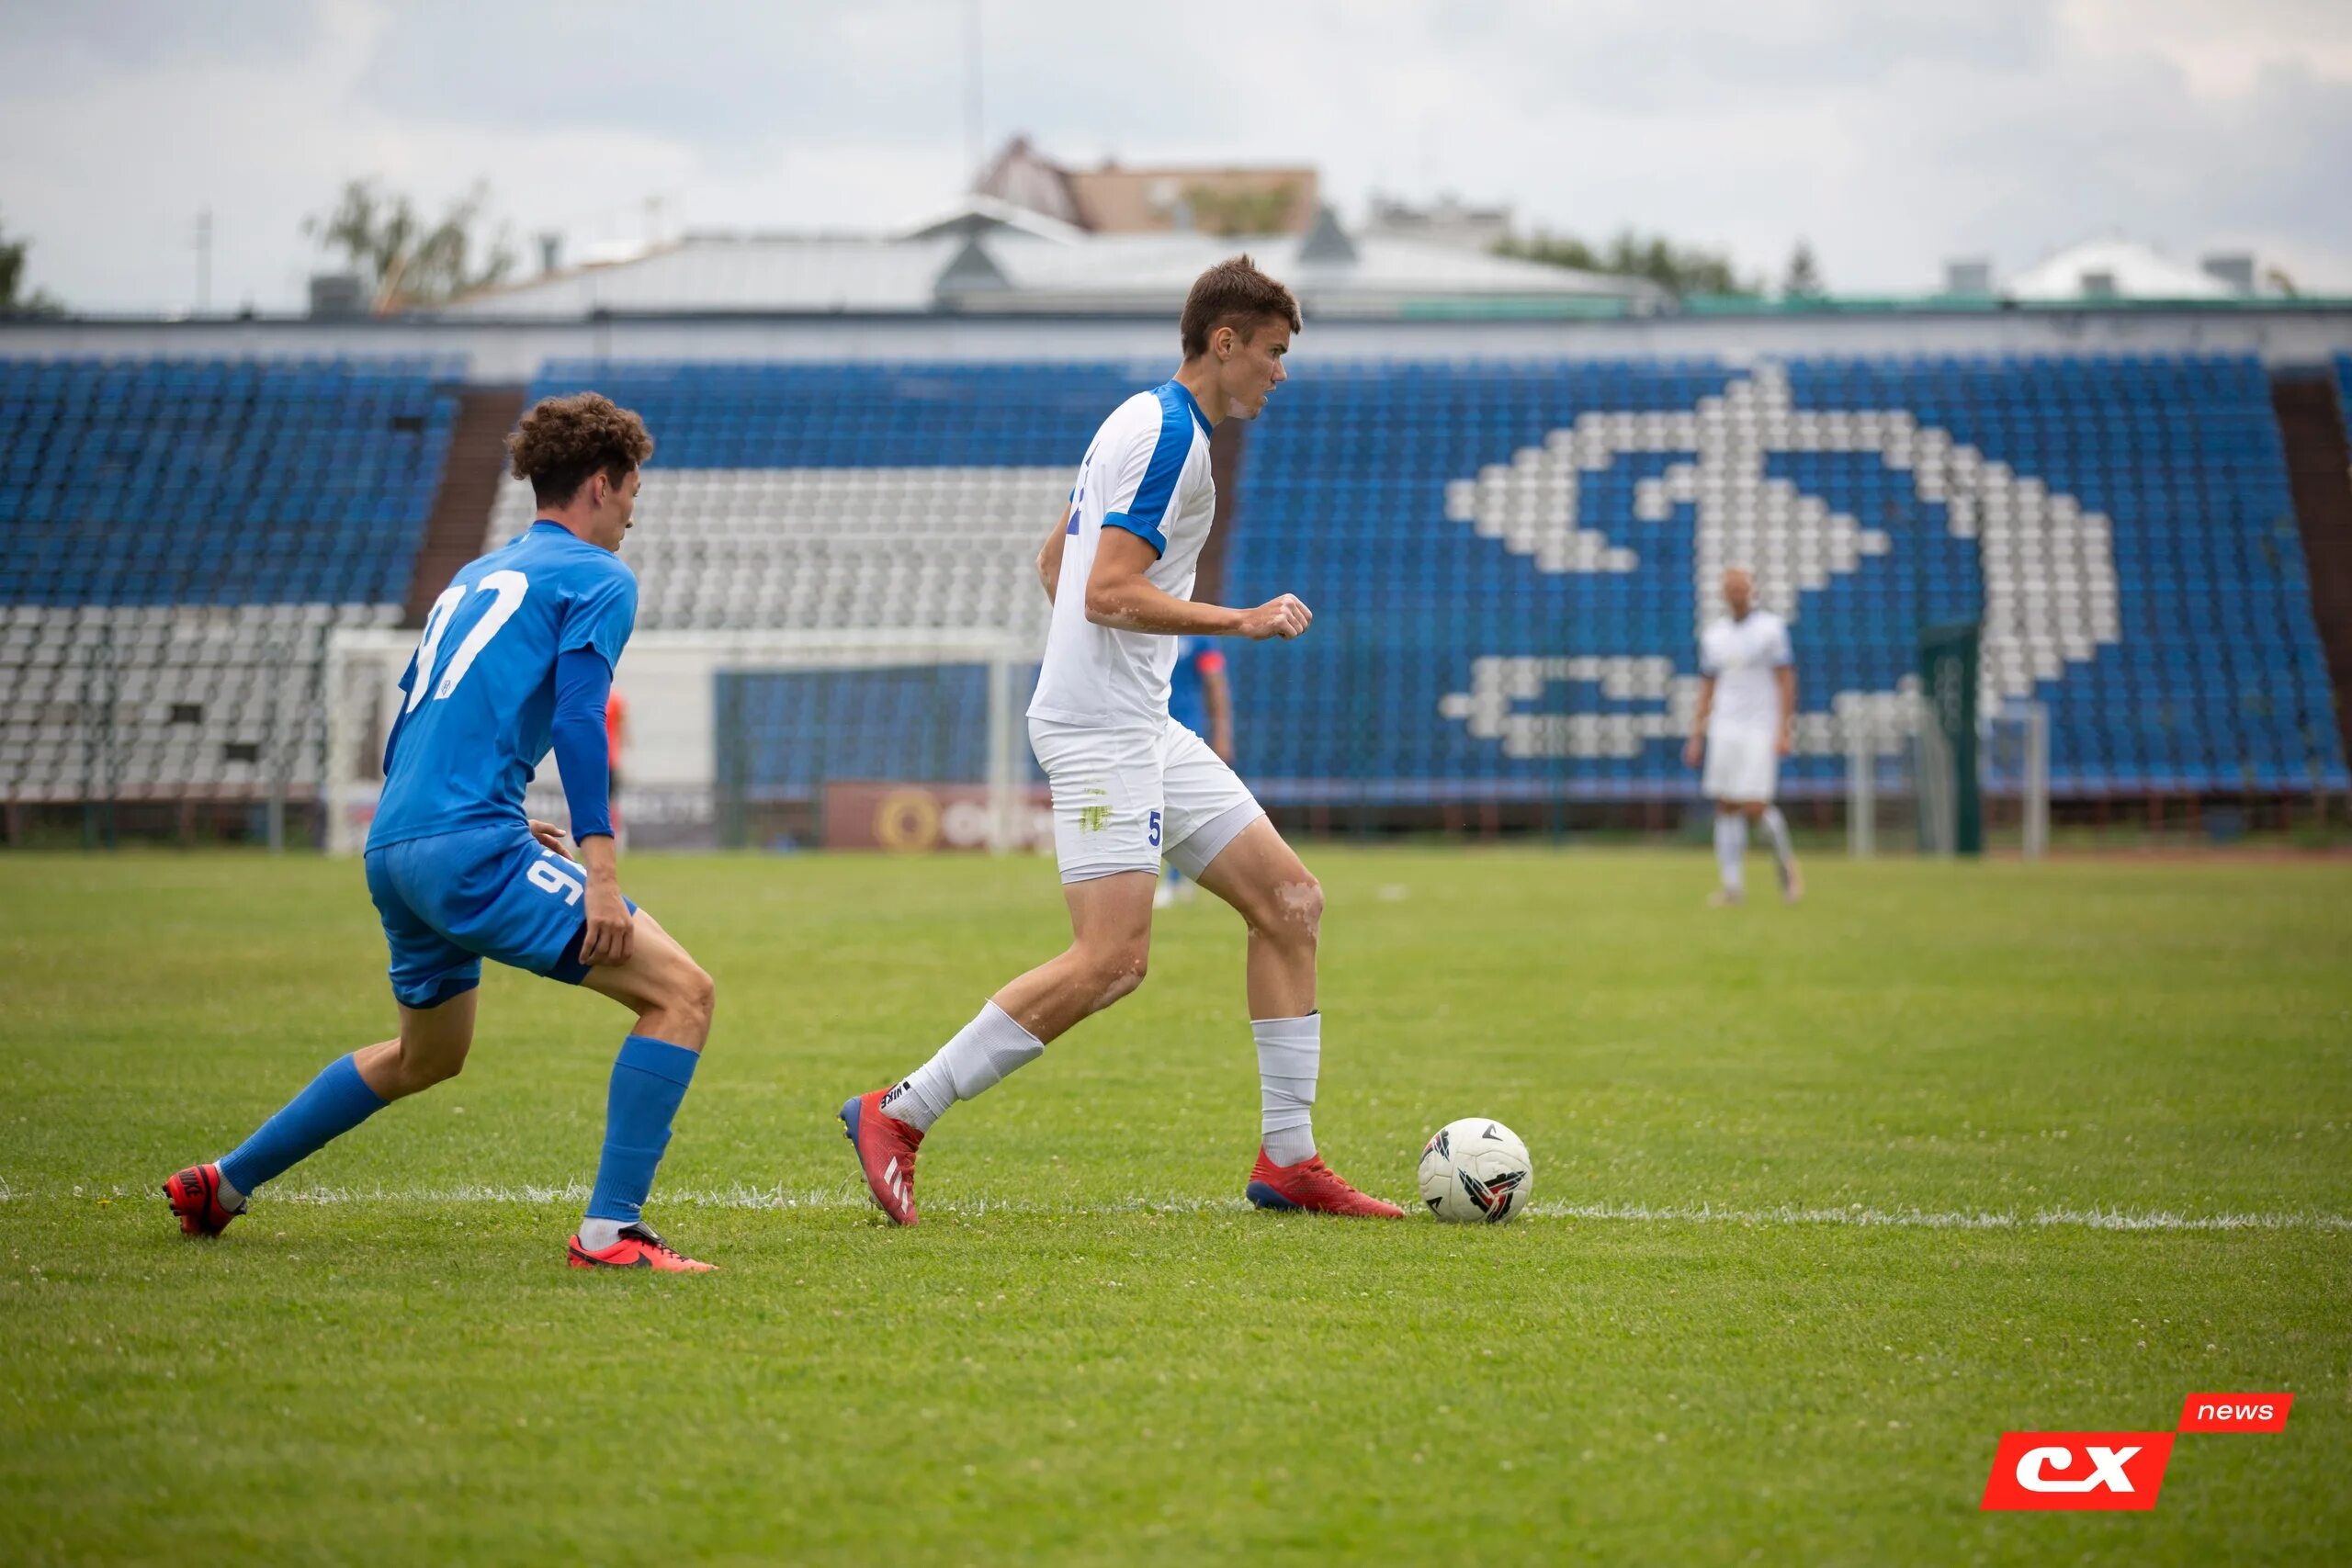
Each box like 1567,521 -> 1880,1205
1028,380 -> 1216,729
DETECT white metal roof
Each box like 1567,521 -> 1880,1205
2007,239 -> 2233,301
439,220 -> 1663,318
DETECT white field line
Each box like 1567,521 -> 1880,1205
33,1177 -> 2348,1233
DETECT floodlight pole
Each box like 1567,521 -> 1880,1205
966,0 -> 985,182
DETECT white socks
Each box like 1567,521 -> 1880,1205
1254,1013 -> 1320,1167
1758,807 -> 1794,880
881,1002 -> 1321,1162
1713,814 -> 1748,897
883,1000 -> 1046,1133
578,1217 -> 626,1251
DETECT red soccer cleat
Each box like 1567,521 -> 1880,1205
162,1163 -> 243,1237
840,1089 -> 923,1226
1245,1149 -> 1407,1218
566,1223 -> 714,1272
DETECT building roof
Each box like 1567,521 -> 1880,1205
972,137 -> 1083,228
439,219 -> 1665,319
974,136 -> 1319,236
442,234 -> 970,316
2007,238 -> 2233,301
897,194 -> 1091,245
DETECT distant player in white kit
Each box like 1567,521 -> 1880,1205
1683,568 -> 1804,905
840,256 -> 1403,1223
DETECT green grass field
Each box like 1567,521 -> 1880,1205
2,848 -> 2347,1565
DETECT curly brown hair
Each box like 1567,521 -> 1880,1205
506,392 -> 655,505
1179,254 -> 1302,359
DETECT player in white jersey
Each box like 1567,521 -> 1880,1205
1684,568 -> 1804,905
840,256 -> 1403,1223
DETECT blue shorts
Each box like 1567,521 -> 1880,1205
365,824 -> 640,1010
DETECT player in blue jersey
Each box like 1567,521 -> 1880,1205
1155,636 -> 1232,908
164,394 -> 720,1271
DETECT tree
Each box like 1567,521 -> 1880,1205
304,178 -> 517,311
1182,184 -> 1300,237
1781,240 -> 1825,300
1493,227 -> 1758,298
0,213 -> 64,316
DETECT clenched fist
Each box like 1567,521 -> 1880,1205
1238,593 -> 1313,641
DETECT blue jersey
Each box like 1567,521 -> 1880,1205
368,521 -> 637,850
1166,637 -> 1225,739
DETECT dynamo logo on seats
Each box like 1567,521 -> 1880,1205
1435,365 -> 2122,760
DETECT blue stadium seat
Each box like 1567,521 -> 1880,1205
543,351 -> 2345,803
0,356 -> 459,801
0,356 -> 458,608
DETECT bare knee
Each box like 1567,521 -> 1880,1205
416,1047 -> 467,1089
1078,941 -> 1149,1010
1251,874 -> 1324,953
660,961 -> 717,1043
385,1036 -> 469,1097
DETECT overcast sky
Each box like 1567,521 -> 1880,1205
5,0 -> 2348,312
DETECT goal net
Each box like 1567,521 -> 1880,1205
322,627 -> 1041,855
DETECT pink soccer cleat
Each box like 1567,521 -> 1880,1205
162,1163 -> 243,1237
1245,1149 -> 1406,1218
841,1089 -> 924,1225
566,1223 -> 714,1271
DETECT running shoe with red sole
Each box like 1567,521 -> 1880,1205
1245,1149 -> 1407,1218
566,1223 -> 714,1271
162,1163 -> 243,1236
840,1089 -> 922,1225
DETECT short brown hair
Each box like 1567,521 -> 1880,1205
1180,254 -> 1302,359
506,392 -> 654,505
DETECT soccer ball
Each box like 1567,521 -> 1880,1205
1417,1118 -> 1533,1224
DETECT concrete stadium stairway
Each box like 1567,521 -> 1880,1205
2269,371 -> 2352,770
403,385 -> 527,626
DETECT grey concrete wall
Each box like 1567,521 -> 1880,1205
5,305 -> 2351,379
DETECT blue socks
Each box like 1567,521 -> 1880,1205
583,1035 -> 701,1228
217,1054 -> 389,1198
211,1037 -> 699,1234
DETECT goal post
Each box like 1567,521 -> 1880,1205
1844,689 -> 2048,861
323,626 -> 1035,856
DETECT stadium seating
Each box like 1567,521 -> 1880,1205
514,355 -> 2344,805
10,350 -> 2341,813
0,359 -> 457,801
489,363 -> 1117,799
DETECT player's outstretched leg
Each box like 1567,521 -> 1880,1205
1755,803 -> 1803,903
164,991 -> 478,1236
844,873 -> 1152,1224
1710,805 -> 1747,907
1194,819 -> 1403,1219
571,910 -> 718,1271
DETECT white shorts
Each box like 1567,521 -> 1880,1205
1029,715 -> 1265,885
1702,728 -> 1781,803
